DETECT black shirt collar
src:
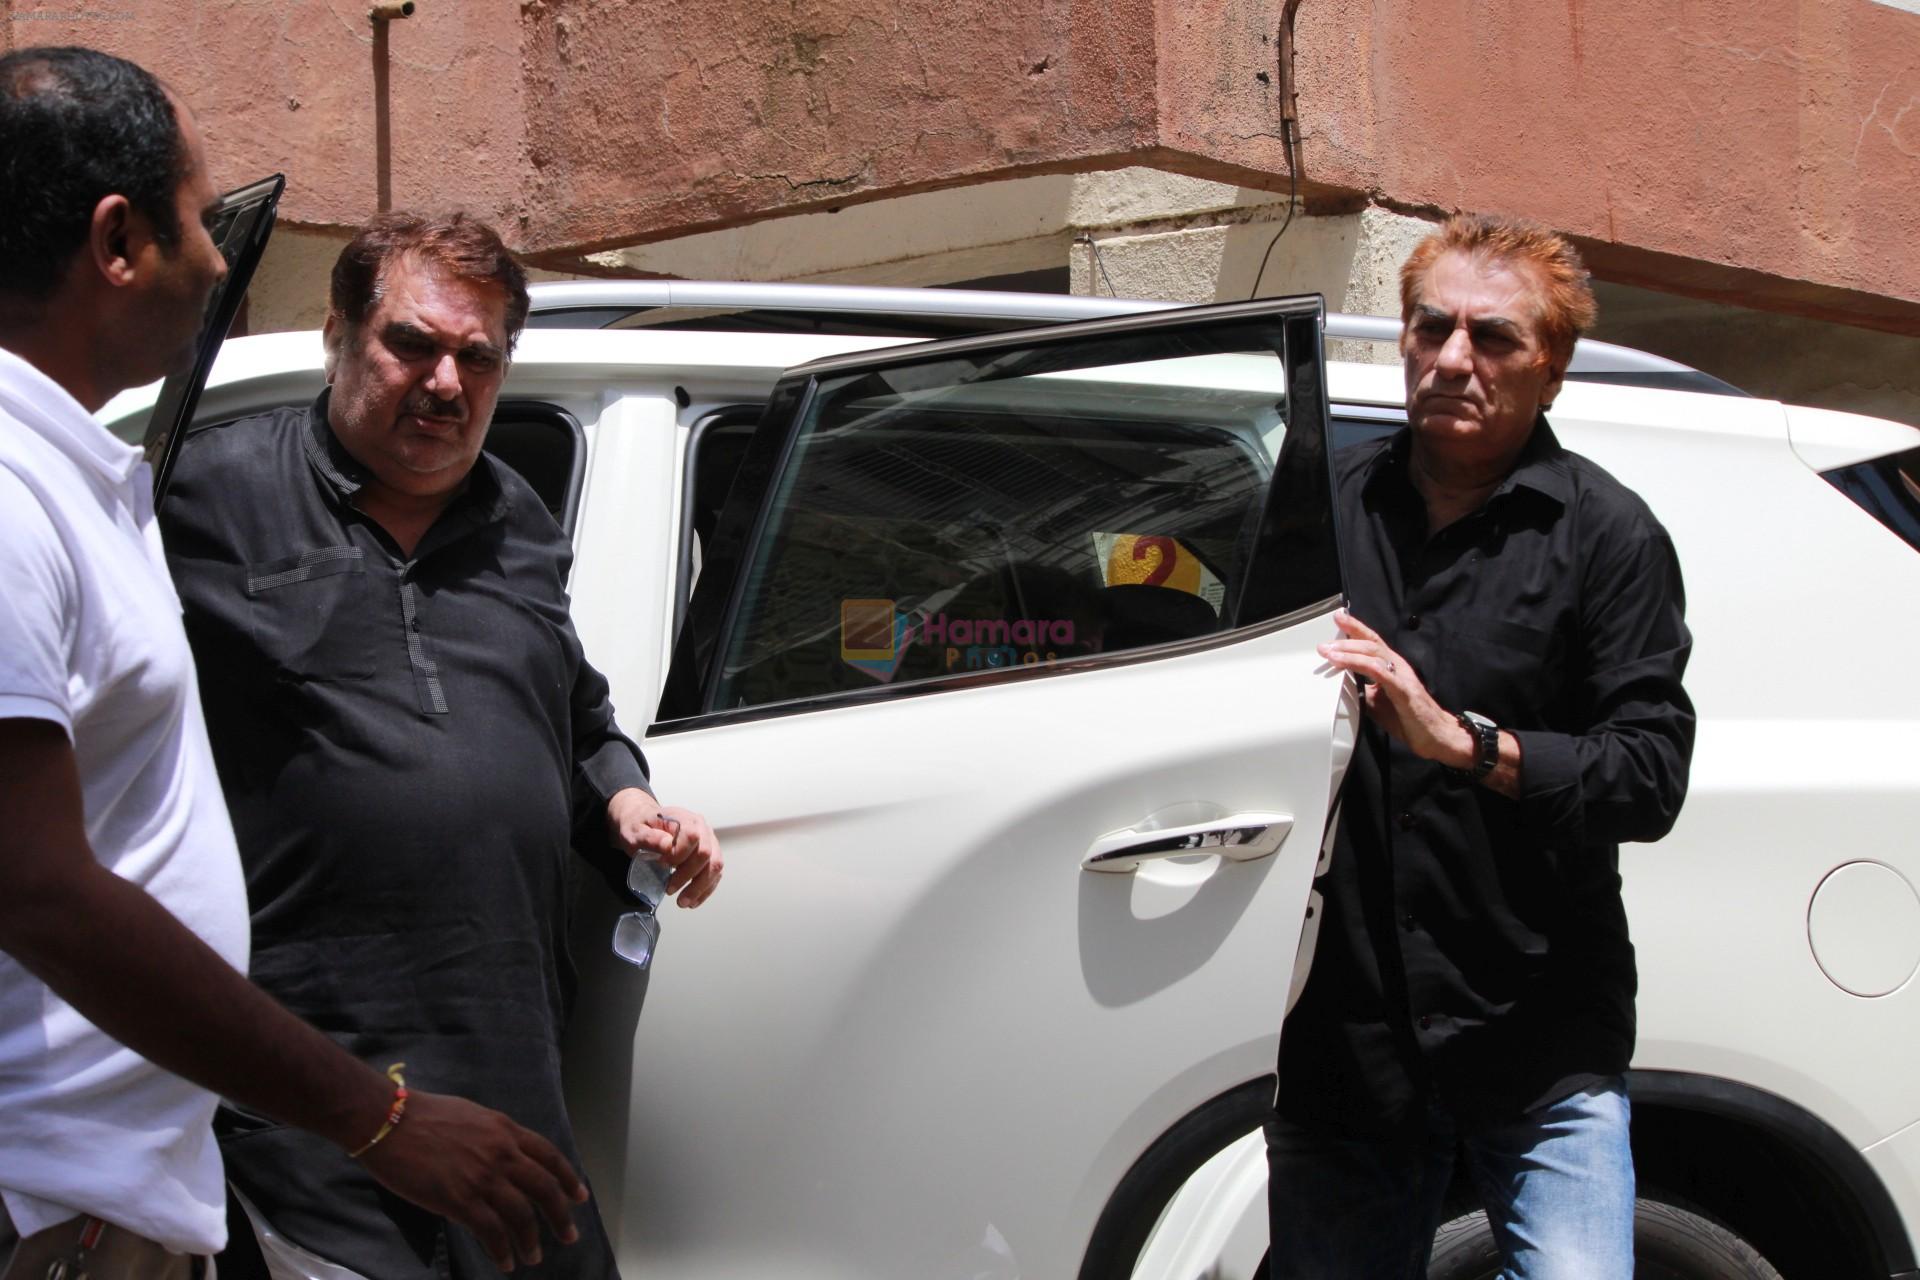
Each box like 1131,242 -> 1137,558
302,388 -> 366,499
1364,413 -> 1572,512
301,388 -> 513,524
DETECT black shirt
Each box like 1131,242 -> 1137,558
1276,420 -> 1695,1132
161,395 -> 646,1273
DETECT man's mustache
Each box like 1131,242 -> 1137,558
401,393 -> 465,422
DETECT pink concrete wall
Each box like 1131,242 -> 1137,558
5,0 -> 1919,328
1,0 -> 528,233
1288,0 -> 1920,331
512,0 -> 1161,256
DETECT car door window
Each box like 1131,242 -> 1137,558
670,300 -> 1337,719
674,409 -> 764,639
480,401 -> 587,531
1823,444 -> 1920,554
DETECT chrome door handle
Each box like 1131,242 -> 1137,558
1081,812 -> 1293,874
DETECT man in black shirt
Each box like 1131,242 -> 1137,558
1266,215 -> 1694,1277
162,212 -> 722,1279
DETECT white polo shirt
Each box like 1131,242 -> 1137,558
0,345 -> 249,1253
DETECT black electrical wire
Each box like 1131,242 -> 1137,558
1248,121 -> 1300,300
1075,232 -> 1118,297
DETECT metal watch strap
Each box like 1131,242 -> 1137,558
1452,710 -> 1499,781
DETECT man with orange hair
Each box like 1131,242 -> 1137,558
1268,214 -> 1695,1276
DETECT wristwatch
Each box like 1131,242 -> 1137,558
1451,710 -> 1500,781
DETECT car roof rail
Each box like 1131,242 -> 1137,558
525,280 -> 1747,397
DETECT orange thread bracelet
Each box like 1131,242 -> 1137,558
348,1062 -> 409,1159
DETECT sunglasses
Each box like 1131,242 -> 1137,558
613,854 -> 668,970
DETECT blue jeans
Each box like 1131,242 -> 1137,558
1265,1078 -> 1635,1280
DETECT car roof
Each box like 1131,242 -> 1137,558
523,280 -> 1748,397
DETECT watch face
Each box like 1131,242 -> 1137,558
1462,710 -> 1496,732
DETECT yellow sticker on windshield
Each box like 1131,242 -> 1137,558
1092,533 -> 1225,612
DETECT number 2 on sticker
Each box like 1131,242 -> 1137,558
1133,536 -> 1176,586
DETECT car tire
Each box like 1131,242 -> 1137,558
1424,1197 -> 1783,1280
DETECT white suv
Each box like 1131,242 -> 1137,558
112,207 -> 1920,1279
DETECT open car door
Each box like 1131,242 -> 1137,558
565,298 -> 1357,1279
140,173 -> 283,502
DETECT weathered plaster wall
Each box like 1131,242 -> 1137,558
511,0 -> 1163,256
1062,200 -> 1427,363
2,1 -> 530,232
1287,0 -> 1920,331
243,224 -> 345,335
8,0 -> 1920,332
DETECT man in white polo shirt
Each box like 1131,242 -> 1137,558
0,46 -> 592,1278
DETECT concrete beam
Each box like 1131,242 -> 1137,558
1283,0 -> 1920,334
10,0 -> 1920,332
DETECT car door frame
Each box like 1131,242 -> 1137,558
601,294 -> 1353,1279
142,172 -> 284,504
657,293 -> 1340,730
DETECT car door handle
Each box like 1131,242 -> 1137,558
1081,812 -> 1293,874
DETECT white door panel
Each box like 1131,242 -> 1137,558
567,296 -> 1346,1277
568,617 -> 1347,1278
567,394 -> 681,704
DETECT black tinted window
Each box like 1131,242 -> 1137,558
1825,445 -> 1920,554
706,319 -> 1333,714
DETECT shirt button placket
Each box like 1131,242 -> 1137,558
399,562 -> 418,631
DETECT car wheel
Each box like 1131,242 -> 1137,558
1424,1197 -> 1783,1280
